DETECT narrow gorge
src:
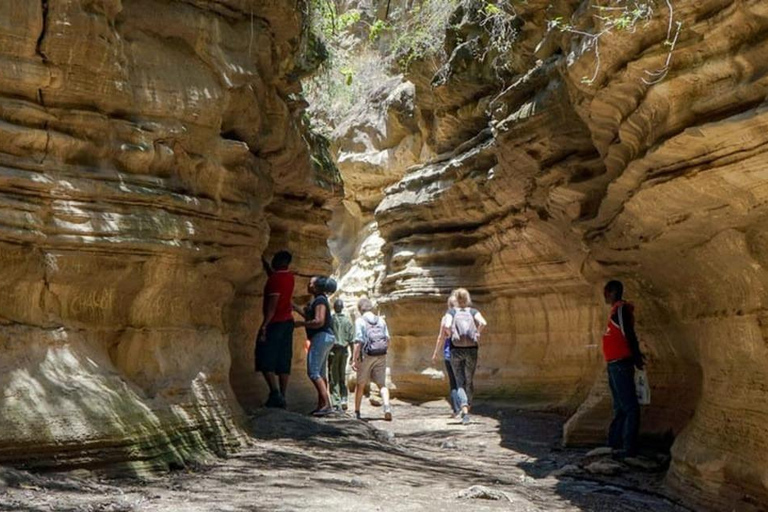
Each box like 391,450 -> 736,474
320,0 -> 768,509
0,1 -> 766,511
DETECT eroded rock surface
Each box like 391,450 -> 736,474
0,0 -> 333,472
327,0 -> 768,509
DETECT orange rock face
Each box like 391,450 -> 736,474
331,0 -> 768,509
0,0 -> 333,471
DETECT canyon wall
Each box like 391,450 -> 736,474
0,0 -> 333,472
328,0 -> 768,509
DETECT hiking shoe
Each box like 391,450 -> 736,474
383,406 -> 393,421
312,407 -> 333,417
611,449 -> 637,461
277,393 -> 287,409
265,391 -> 281,408
461,413 -> 470,425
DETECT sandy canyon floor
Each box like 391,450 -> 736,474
0,400 -> 690,511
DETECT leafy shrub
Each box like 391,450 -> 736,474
388,0 -> 460,71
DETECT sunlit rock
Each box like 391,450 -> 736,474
0,0 -> 334,472
328,0 -> 768,509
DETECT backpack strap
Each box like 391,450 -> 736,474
362,315 -> 378,346
617,303 -> 626,337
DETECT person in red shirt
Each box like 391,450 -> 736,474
256,251 -> 295,408
602,280 -> 645,458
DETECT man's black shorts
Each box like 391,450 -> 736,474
255,321 -> 294,374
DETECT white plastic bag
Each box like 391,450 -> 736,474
635,369 -> 651,405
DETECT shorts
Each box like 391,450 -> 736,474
307,331 -> 335,381
357,353 -> 386,389
255,321 -> 294,375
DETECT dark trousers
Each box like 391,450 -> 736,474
450,347 -> 478,410
444,359 -> 459,413
607,359 -> 640,455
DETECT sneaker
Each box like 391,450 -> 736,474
312,407 -> 333,417
341,403 -> 348,411
355,411 -> 362,420
383,406 -> 392,421
461,412 -> 470,425
277,393 -> 287,409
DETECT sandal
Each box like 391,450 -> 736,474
312,407 -> 334,417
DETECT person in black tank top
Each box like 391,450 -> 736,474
294,276 -> 336,416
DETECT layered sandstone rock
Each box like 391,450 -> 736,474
328,0 -> 768,509
0,0 -> 333,471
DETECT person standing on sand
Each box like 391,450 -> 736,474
432,294 -> 460,417
255,251 -> 295,409
329,299 -> 355,411
440,288 -> 487,425
352,298 -> 393,421
294,276 -> 336,417
602,280 -> 645,458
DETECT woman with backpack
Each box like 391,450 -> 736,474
294,276 -> 336,417
432,294 -> 460,417
440,288 -> 487,425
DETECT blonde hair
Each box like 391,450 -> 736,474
453,288 -> 472,308
447,294 -> 458,309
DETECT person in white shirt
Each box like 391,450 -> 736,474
439,288 -> 487,425
432,294 -> 460,416
351,298 -> 393,421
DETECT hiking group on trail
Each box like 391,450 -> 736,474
255,250 -> 395,419
255,250 -> 647,456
